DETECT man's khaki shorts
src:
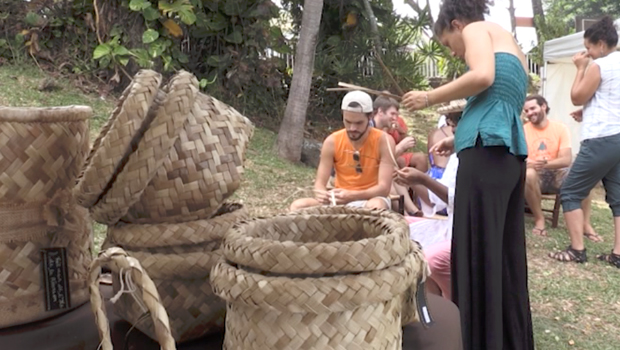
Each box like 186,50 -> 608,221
346,197 -> 391,209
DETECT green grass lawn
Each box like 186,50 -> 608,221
2,63 -> 619,349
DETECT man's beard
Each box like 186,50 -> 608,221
347,124 -> 369,141
530,111 -> 545,125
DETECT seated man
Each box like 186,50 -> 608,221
523,95 -> 599,239
372,96 -> 427,172
372,95 -> 426,215
290,91 -> 395,211
394,111 -> 461,300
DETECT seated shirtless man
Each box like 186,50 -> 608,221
290,91 -> 395,211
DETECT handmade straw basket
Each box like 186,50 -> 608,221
103,203 -> 247,342
73,70 -> 162,209
211,206 -> 428,350
0,106 -> 93,328
88,71 -> 198,225
73,69 -> 254,225
122,93 -> 255,224
0,106 -> 91,204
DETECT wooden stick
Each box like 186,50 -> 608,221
337,82 -> 402,101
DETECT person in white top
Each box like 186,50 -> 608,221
394,112 -> 460,300
549,16 -> 620,268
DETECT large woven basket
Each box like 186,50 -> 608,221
0,106 -> 91,204
211,206 -> 427,350
104,203 -> 247,342
121,93 -> 254,224
0,195 -> 92,328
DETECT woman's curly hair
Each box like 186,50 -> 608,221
584,16 -> 618,48
433,0 -> 491,36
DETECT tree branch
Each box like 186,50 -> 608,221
361,0 -> 404,95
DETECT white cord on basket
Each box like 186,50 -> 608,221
110,267 -> 148,314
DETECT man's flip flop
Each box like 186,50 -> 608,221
584,232 -> 604,242
532,227 -> 547,236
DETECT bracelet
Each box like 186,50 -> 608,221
425,93 -> 430,107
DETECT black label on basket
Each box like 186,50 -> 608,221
41,247 -> 71,311
416,280 -> 434,328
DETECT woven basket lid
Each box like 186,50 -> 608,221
89,71 -> 198,225
120,93 -> 255,224
73,70 -> 162,208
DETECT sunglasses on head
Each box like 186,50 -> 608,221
353,151 -> 362,174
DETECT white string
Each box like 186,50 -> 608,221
330,190 -> 336,206
110,267 -> 127,304
110,267 -> 148,313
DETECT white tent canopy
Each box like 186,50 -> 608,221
541,19 -> 620,155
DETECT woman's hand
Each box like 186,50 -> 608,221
572,51 -> 590,70
429,135 -> 455,157
394,167 -> 427,187
402,91 -> 428,111
570,109 -> 583,122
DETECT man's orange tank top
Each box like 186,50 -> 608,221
333,128 -> 384,191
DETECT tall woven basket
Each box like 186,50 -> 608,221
102,203 -> 248,342
211,206 -> 428,350
0,106 -> 93,328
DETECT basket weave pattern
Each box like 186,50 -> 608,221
73,70 -> 254,225
104,203 -> 248,342
211,206 -> 427,350
122,93 -> 254,223
89,72 -> 198,225
0,106 -> 93,328
73,70 -> 162,208
0,106 -> 90,203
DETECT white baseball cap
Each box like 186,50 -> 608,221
341,90 -> 373,113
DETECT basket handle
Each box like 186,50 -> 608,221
89,247 -> 176,350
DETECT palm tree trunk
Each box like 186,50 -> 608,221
276,0 -> 324,162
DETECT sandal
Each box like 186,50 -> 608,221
584,232 -> 604,242
548,246 -> 587,263
532,227 -> 547,236
597,251 -> 620,268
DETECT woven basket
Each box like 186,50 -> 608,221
0,106 -> 91,204
121,93 -> 255,223
211,255 -> 416,350
73,70 -> 162,208
89,72 -> 198,225
104,203 -> 247,342
0,194 -> 92,328
212,206 -> 427,350
223,206 -> 412,274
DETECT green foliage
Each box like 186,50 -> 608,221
530,0 -> 620,65
281,0 -> 446,122
0,0 -> 290,123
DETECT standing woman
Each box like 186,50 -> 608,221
401,0 -> 534,349
549,17 -> 620,266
